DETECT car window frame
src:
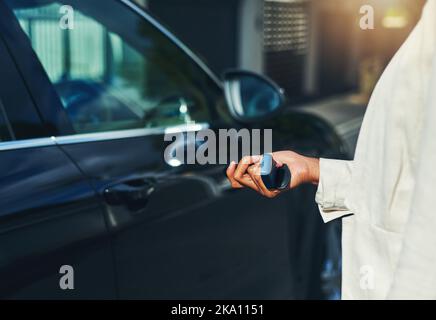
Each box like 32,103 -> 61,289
0,0 -> 75,138
0,97 -> 15,142
0,21 -> 54,142
2,0 -> 224,146
0,40 -> 15,142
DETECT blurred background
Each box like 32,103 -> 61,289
135,0 -> 426,156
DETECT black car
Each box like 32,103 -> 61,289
0,0 -> 346,299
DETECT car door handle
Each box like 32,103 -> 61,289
103,180 -> 155,212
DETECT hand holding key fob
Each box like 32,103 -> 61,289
260,154 -> 291,190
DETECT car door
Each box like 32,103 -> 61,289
0,15 -> 117,299
6,0 -> 300,299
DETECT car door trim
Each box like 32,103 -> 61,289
0,97 -> 15,141
0,123 -> 209,151
0,136 -> 56,151
55,123 -> 208,145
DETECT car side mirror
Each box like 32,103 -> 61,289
223,70 -> 285,123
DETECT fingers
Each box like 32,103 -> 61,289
226,161 -> 243,188
247,164 -> 281,199
234,155 -> 261,180
226,159 -> 259,191
246,164 -> 265,196
243,164 -> 263,196
239,174 -> 260,191
233,155 -> 262,191
227,155 -> 282,198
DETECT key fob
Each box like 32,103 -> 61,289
260,154 -> 291,190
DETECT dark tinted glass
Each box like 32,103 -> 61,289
8,0 -> 225,134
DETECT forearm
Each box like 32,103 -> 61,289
304,157 -> 320,185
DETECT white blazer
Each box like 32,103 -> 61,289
315,0 -> 436,299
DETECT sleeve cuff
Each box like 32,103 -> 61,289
315,158 -> 354,223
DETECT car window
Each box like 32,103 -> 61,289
7,0 -> 224,134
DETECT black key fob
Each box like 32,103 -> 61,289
260,154 -> 291,190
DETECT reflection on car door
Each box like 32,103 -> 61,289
0,31 -> 117,299
57,129 -> 297,299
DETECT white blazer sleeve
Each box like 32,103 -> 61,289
315,159 -> 354,223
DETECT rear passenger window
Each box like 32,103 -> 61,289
8,0 -> 221,135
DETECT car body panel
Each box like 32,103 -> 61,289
0,144 -> 117,299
